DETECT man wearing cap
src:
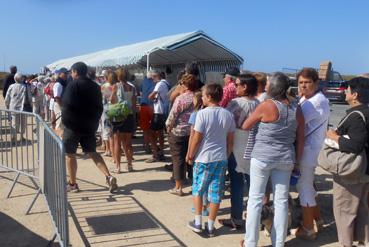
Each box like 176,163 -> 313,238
219,67 -> 240,108
2,65 -> 17,99
53,68 -> 68,134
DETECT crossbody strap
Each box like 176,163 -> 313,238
337,110 -> 366,129
305,119 -> 328,139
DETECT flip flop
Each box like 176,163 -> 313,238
111,168 -> 121,174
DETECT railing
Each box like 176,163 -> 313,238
0,109 -> 68,247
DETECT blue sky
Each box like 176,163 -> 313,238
0,0 -> 368,74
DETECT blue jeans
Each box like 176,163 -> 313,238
228,153 -> 250,222
245,158 -> 293,247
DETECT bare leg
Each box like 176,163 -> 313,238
88,152 -> 111,177
148,130 -> 159,157
158,130 -> 165,151
122,133 -> 133,165
193,195 -> 203,215
109,137 -> 114,157
66,154 -> 78,184
208,203 -> 220,221
113,133 -> 121,170
175,180 -> 183,191
143,130 -> 150,146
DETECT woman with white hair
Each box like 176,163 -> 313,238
5,73 -> 32,141
241,72 -> 305,247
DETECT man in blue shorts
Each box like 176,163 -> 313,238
186,83 -> 235,237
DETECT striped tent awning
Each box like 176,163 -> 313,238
46,30 -> 244,70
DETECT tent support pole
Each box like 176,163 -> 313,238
146,52 -> 150,73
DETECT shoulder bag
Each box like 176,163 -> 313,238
318,110 -> 367,179
106,83 -> 131,123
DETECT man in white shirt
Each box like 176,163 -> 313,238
53,67 -> 68,134
146,70 -> 170,162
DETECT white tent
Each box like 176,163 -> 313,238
47,30 -> 243,75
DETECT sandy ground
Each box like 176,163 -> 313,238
0,92 -> 347,247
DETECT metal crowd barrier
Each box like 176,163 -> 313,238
0,109 -> 68,247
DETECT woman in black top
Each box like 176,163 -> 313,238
326,77 -> 369,247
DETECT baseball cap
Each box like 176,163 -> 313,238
58,67 -> 68,74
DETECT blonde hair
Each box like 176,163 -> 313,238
193,90 -> 203,110
252,72 -> 267,87
107,71 -> 118,84
116,68 -> 128,82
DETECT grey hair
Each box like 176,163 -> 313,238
14,73 -> 23,83
268,72 -> 291,100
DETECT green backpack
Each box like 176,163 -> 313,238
106,101 -> 131,123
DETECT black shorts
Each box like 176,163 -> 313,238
112,114 -> 135,133
63,127 -> 96,154
150,114 -> 166,131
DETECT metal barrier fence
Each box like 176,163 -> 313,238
0,109 -> 68,247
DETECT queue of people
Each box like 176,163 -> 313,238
3,62 -> 369,247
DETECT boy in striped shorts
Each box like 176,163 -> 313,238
186,83 -> 235,237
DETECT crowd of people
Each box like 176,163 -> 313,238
2,62 -> 369,247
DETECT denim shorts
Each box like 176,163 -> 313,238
192,160 -> 227,204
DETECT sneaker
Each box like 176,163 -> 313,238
67,182 -> 80,193
204,222 -> 215,238
106,176 -> 118,193
168,188 -> 184,196
187,220 -> 202,233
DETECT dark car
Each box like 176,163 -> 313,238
321,80 -> 348,102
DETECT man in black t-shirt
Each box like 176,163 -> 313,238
62,62 -> 117,193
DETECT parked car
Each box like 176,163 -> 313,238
321,80 -> 348,102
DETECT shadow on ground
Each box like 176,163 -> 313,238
0,212 -> 58,247
68,178 -> 186,247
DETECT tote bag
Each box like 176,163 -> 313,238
318,111 -> 367,179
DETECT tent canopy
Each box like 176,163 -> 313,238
47,30 -> 243,70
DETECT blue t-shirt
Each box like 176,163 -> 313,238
188,111 -> 198,126
140,78 -> 155,105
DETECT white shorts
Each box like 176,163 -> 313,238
54,103 -> 63,130
296,165 -> 317,207
49,99 -> 55,111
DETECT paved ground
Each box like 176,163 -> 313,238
0,95 -> 349,247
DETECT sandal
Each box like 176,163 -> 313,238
168,188 -> 183,196
218,218 -> 243,230
145,157 -> 158,163
111,168 -> 121,174
291,226 -> 317,240
103,152 -> 112,157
